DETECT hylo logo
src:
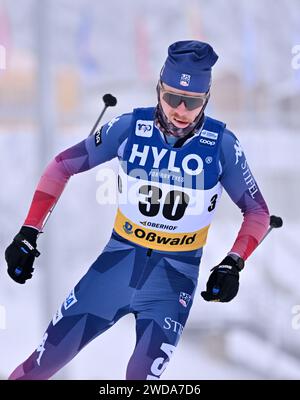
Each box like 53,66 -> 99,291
129,144 -> 203,176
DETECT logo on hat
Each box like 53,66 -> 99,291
180,73 -> 191,87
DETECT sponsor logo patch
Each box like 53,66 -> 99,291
124,227 -> 196,247
95,128 -> 102,147
123,221 -> 133,234
163,317 -> 184,335
106,117 -> 120,134
200,138 -> 215,146
180,73 -> 191,87
200,130 -> 219,140
139,221 -> 178,231
115,209 -> 209,251
64,289 -> 77,310
234,140 -> 243,165
179,292 -> 192,308
135,120 -> 153,137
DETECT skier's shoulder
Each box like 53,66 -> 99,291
222,128 -> 239,148
203,114 -> 238,145
219,127 -> 244,168
101,112 -> 133,136
201,115 -> 227,144
204,115 -> 226,130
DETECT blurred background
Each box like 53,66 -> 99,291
0,0 -> 299,380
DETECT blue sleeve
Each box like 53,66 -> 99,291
219,129 -> 268,212
219,129 -> 270,259
84,112 -> 132,169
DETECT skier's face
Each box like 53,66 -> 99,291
159,82 -> 208,129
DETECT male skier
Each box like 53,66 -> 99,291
5,41 -> 269,380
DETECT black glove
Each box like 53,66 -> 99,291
201,255 -> 244,303
5,226 -> 40,284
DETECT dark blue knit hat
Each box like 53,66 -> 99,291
160,40 -> 218,93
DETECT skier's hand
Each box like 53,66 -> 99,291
5,226 -> 40,284
201,255 -> 244,303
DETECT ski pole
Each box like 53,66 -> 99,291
40,93 -> 117,232
14,94 -> 117,277
89,94 -> 117,136
258,214 -> 283,245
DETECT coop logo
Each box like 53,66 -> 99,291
291,45 -> 300,70
0,45 -> 6,70
200,138 -> 215,146
136,120 -> 153,137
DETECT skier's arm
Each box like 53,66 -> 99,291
219,129 -> 270,261
5,114 -> 132,284
23,114 -> 132,231
201,130 -> 269,302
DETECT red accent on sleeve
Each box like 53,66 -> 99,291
24,191 -> 56,230
23,158 -> 72,230
230,211 -> 270,260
